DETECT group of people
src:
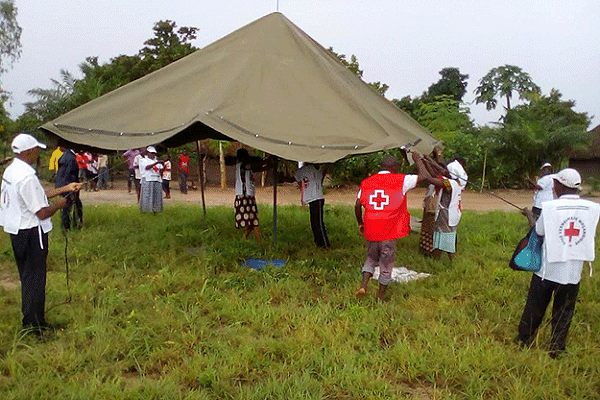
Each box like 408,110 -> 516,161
1,133 -> 599,359
122,147 -> 189,208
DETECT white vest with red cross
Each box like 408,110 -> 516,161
359,173 -> 410,241
541,196 -> 600,263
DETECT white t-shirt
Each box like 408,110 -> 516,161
533,174 -> 554,208
133,154 -> 143,180
235,162 -> 255,197
294,164 -> 324,204
162,160 -> 172,181
357,171 -> 418,198
0,158 -> 52,234
139,157 -> 163,182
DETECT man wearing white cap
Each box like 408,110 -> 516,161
0,133 -> 82,336
527,162 -> 555,219
519,168 -> 600,358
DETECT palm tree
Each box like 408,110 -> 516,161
474,65 -> 541,111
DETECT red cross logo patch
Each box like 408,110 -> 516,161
558,217 -> 586,246
369,189 -> 389,210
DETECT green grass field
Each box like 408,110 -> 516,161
1,204 -> 599,399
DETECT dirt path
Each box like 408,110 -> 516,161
74,180 -> 600,212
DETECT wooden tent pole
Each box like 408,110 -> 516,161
272,156 -> 278,243
195,140 -> 207,216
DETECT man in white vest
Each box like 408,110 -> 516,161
0,134 -> 81,337
518,168 -> 600,358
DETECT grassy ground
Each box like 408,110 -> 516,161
1,204 -> 600,399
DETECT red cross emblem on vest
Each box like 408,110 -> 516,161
564,221 -> 581,243
369,189 -> 389,210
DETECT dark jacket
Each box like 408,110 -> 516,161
55,150 -> 79,188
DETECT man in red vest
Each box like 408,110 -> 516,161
355,152 -> 428,300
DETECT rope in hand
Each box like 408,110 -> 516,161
402,145 -> 525,212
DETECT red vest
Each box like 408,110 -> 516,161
360,173 -> 410,241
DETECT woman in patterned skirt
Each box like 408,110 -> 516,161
234,149 -> 272,245
139,146 -> 164,213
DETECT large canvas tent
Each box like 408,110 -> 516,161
41,12 -> 438,162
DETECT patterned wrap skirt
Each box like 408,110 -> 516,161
139,180 -> 163,213
234,195 -> 259,229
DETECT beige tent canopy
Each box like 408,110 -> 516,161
41,12 -> 438,162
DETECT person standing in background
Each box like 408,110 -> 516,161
55,146 -> 83,231
48,146 -> 63,178
122,148 -> 141,194
139,146 -> 164,213
527,162 -> 555,220
97,154 -> 109,190
294,163 -> 330,248
178,149 -> 189,194
162,155 -> 172,199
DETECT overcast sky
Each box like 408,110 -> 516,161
3,0 -> 599,129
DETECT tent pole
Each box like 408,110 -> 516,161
272,156 -> 278,243
195,140 -> 206,216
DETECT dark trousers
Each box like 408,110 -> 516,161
162,179 -> 170,197
179,171 -> 188,194
127,168 -> 135,192
10,228 -> 49,328
61,192 -> 83,231
309,199 -> 330,248
517,274 -> 579,353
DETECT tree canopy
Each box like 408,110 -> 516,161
474,64 -> 541,111
424,67 -> 469,102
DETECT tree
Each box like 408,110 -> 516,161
25,69 -> 77,121
487,89 -> 589,186
138,20 -> 198,74
327,48 -> 389,95
412,95 -> 472,143
424,67 -> 469,102
474,65 -> 541,111
0,0 -> 21,75
24,21 -> 199,124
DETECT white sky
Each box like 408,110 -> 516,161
3,0 -> 599,129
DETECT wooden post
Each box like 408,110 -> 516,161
195,141 -> 206,216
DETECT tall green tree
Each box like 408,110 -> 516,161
474,65 -> 541,111
424,67 -> 469,102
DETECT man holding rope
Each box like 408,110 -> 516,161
0,134 -> 82,337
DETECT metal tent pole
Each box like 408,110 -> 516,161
272,156 -> 278,243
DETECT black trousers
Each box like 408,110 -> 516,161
61,192 -> 83,231
308,199 -> 330,248
10,227 -> 49,328
517,273 -> 579,353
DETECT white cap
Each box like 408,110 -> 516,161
551,168 -> 581,189
11,133 -> 47,154
146,146 -> 157,153
541,162 -> 552,169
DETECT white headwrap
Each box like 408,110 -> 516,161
447,160 -> 468,187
